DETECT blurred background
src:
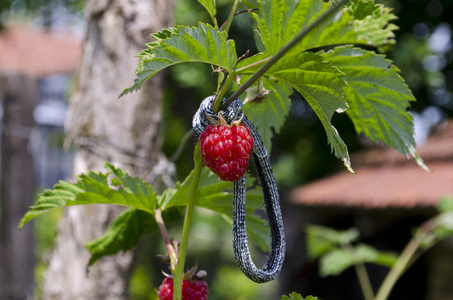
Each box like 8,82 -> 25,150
0,0 -> 452,299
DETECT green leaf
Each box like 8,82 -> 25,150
263,52 -> 352,171
347,0 -> 398,50
319,247 -> 354,276
18,163 -> 158,229
251,0 -> 351,54
354,243 -> 397,267
243,79 -> 292,152
160,168 -> 270,251
85,208 -> 155,266
306,224 -> 359,259
121,23 -> 237,96
321,46 -> 428,170
85,207 -> 183,266
241,0 -> 259,9
251,0 -> 397,55
197,0 -> 217,25
437,196 -> 453,213
319,242 -> 396,276
281,292 -> 317,300
238,52 -> 352,170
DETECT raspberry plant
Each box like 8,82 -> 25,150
18,0 -> 432,299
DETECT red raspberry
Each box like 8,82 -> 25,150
199,122 -> 254,181
158,277 -> 208,300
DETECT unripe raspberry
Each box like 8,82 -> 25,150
200,122 -> 254,181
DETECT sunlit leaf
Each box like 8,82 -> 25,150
121,23 -> 237,96
322,46 -> 428,170
281,292 -> 317,300
18,163 -> 157,229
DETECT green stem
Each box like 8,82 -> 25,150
172,142 -> 203,300
235,57 -> 269,74
220,0 -> 240,33
374,238 -> 420,300
354,263 -> 374,300
212,71 -> 237,113
374,218 -> 436,300
222,0 -> 348,110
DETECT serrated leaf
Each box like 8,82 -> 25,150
18,163 -> 158,229
85,208 -> 155,266
347,0 -> 398,49
251,0 -> 352,54
243,79 -> 292,151
121,23 -> 237,96
238,52 -> 352,170
85,207 -> 183,266
160,168 -> 270,251
251,0 -> 397,55
321,46 -> 428,170
281,292 -> 310,300
197,0 -> 217,25
264,52 -> 352,171
319,247 -> 354,276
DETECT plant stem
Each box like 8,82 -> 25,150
375,218 -> 438,300
354,263 -> 374,300
212,71 -> 237,112
155,208 -> 178,271
374,238 -> 420,300
220,0 -> 240,33
222,0 -> 348,110
172,142 -> 203,300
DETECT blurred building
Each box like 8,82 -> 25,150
286,120 -> 453,300
0,24 -> 82,187
0,24 -> 81,299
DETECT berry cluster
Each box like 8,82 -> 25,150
200,121 -> 254,182
158,277 -> 208,300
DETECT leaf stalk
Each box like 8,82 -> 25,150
155,208 -> 178,271
220,0 -> 240,33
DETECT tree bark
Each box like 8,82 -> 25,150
0,73 -> 37,300
42,1 -> 174,299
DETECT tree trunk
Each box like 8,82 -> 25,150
42,1 -> 174,299
0,73 -> 37,300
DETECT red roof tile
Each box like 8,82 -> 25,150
0,25 -> 82,77
290,121 -> 453,209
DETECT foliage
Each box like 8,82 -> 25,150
306,197 -> 453,300
122,0 -> 426,172
280,292 -> 318,300
19,163 -> 269,265
306,224 -> 397,277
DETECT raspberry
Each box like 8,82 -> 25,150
157,277 -> 208,300
200,121 -> 254,182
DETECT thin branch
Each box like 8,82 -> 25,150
155,208 -> 178,271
